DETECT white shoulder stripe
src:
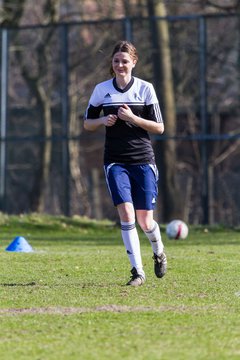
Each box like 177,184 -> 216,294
153,103 -> 163,123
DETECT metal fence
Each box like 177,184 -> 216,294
0,13 -> 240,225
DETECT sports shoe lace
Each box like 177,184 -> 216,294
129,267 -> 138,280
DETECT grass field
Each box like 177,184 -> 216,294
0,213 -> 239,360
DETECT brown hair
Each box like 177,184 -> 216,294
110,40 -> 138,76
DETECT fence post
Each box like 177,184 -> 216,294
122,17 -> 132,41
0,29 -> 8,212
199,16 -> 209,224
61,24 -> 70,216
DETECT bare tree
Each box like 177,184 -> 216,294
147,0 -> 182,221
0,0 -> 26,26
15,31 -> 54,212
13,1 -> 60,212
205,0 -> 240,12
68,72 -> 91,216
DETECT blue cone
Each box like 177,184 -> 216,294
6,236 -> 34,253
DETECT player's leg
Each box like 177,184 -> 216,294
117,202 -> 145,286
104,164 -> 145,286
137,209 -> 164,255
137,209 -> 167,278
131,164 -> 167,278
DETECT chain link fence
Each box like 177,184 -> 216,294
0,14 -> 240,225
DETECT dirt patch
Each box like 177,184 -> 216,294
0,305 -> 154,315
0,304 -> 220,315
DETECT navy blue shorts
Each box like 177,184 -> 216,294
104,163 -> 159,210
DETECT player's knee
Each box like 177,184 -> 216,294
138,221 -> 152,232
117,203 -> 135,222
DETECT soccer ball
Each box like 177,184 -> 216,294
166,220 -> 189,240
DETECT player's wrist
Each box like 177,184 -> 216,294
101,116 -> 108,126
131,114 -> 139,124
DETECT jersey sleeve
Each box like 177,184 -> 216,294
84,84 -> 103,119
145,84 -> 163,123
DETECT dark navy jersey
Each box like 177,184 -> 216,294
84,76 -> 163,165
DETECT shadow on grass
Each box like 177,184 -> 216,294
0,282 -> 37,287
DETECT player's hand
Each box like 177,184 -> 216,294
118,104 -> 134,122
103,114 -> 117,127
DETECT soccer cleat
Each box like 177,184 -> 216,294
153,252 -> 167,278
126,267 -> 145,286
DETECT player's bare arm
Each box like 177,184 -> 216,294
118,104 -> 164,134
84,114 -> 117,131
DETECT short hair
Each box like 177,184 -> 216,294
110,40 -> 138,76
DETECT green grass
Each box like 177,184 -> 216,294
0,213 -> 239,360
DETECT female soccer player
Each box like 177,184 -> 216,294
84,40 -> 167,286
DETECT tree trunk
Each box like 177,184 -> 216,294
15,41 -> 53,213
69,78 -> 91,216
148,0 -> 182,221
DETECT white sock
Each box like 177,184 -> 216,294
144,220 -> 164,256
121,221 -> 145,277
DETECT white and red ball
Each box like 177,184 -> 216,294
166,220 -> 189,240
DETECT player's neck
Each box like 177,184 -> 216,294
115,75 -> 132,89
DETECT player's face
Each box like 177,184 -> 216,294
112,52 -> 136,78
